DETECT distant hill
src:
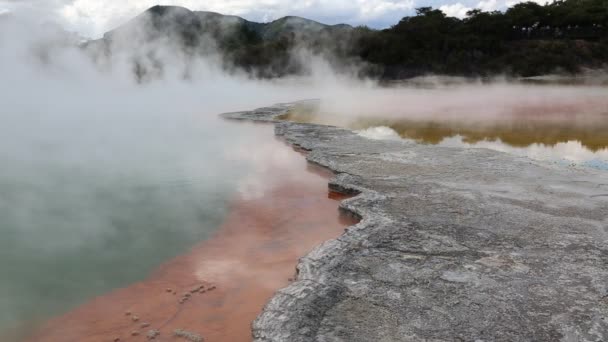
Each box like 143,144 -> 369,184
257,15 -> 352,40
83,5 -> 356,79
83,2 -> 608,80
96,5 -> 351,46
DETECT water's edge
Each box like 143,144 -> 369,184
222,102 -> 608,342
22,118 -> 354,342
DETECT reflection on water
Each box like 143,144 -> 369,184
281,96 -> 608,170
438,136 -> 608,170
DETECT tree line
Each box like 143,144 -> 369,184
224,0 -> 608,78
352,0 -> 608,77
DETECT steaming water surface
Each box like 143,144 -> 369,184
0,113 -> 269,339
1,18 -> 330,338
283,84 -> 608,170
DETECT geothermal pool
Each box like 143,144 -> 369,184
0,115 -> 238,339
2,82 -> 606,341
281,86 -> 608,171
1,117 -> 354,342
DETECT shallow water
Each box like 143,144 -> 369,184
353,118 -> 608,170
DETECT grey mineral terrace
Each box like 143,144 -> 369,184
221,102 -> 608,342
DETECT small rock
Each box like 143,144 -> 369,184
174,329 -> 203,342
131,331 -> 139,336
132,316 -> 139,322
166,288 -> 173,293
125,311 -> 131,316
147,329 -> 160,340
141,322 -> 150,328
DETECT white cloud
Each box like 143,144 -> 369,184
505,0 -> 546,7
477,0 -> 499,11
357,0 -> 414,20
439,2 -> 471,18
438,0 -> 502,18
439,0 -> 545,18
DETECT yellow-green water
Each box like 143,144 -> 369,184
281,97 -> 608,170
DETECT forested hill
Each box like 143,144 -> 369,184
361,1 -> 608,78
85,1 -> 608,79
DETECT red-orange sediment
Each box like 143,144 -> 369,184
25,137 -> 358,342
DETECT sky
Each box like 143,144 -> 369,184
1,0 -> 543,38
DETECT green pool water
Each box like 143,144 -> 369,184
0,113 -> 269,339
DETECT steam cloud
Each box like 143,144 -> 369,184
0,7 -> 607,340
0,12 -> 336,339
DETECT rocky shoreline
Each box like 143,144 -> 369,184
222,102 -> 608,342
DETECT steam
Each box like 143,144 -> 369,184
313,80 -> 608,126
0,12 -> 337,339
1,6 -> 607,340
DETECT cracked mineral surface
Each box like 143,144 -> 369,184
222,102 -> 608,342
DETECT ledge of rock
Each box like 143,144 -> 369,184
221,102 -> 608,342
